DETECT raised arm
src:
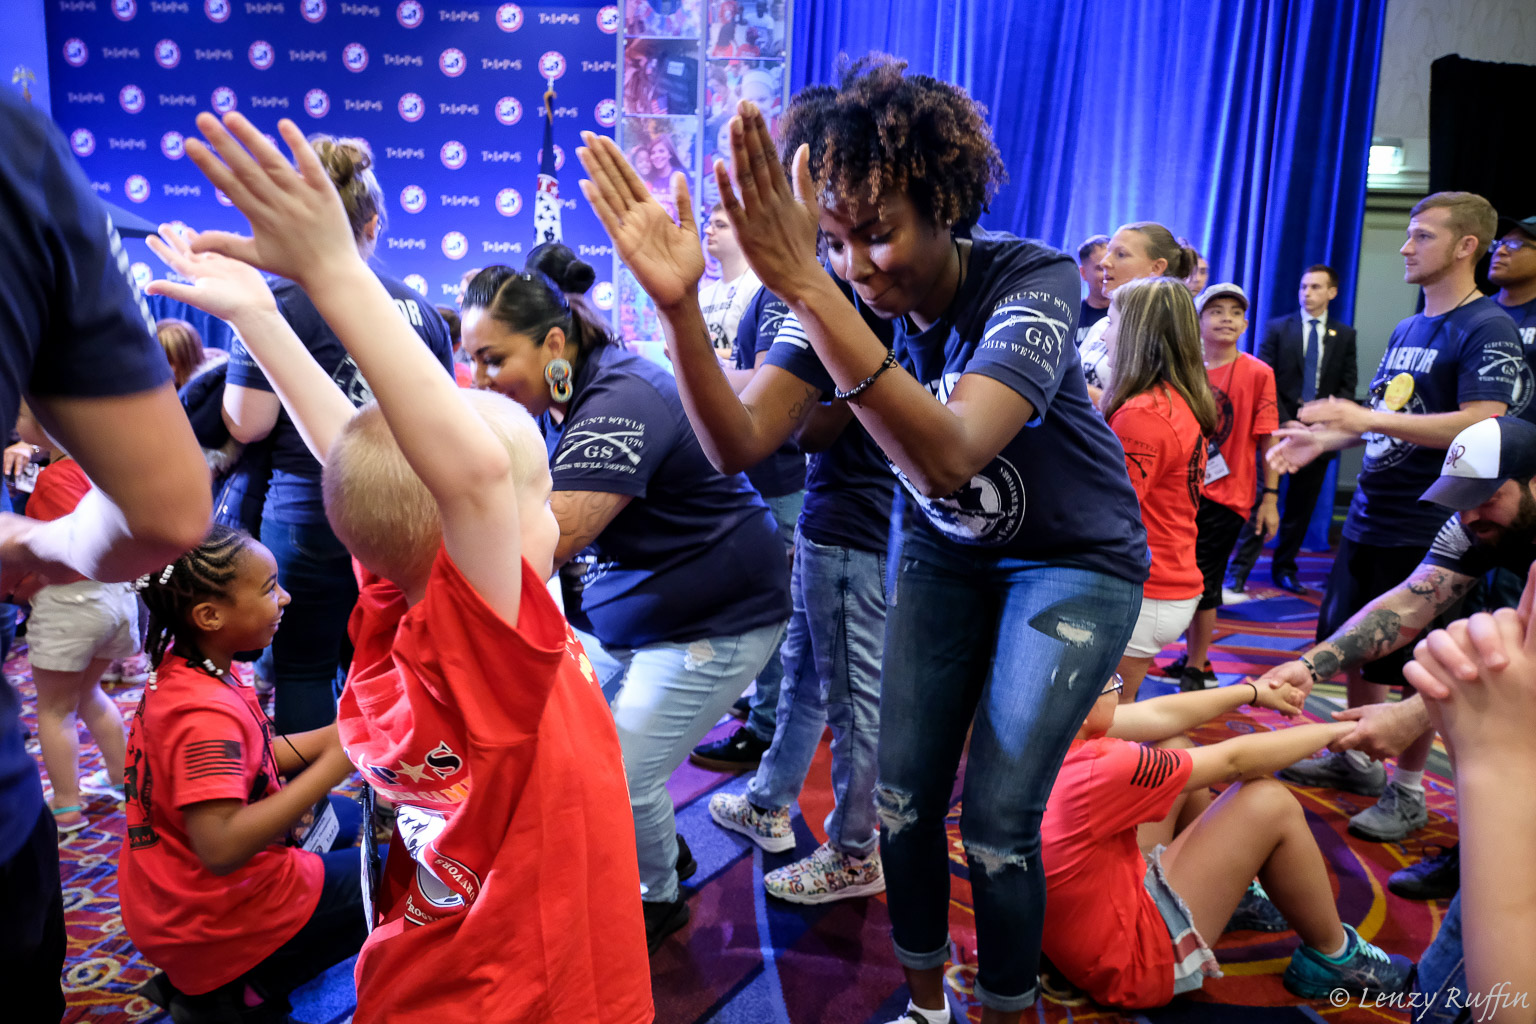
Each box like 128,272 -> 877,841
1109,679 -> 1304,744
146,227 -> 354,465
184,112 -> 525,622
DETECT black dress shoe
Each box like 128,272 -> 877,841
644,896 -> 691,953
1388,844 -> 1458,900
676,832 -> 697,882
1272,572 -> 1307,594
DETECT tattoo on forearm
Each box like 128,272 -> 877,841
785,384 -> 819,425
1324,608 -> 1405,673
1405,568 -> 1473,610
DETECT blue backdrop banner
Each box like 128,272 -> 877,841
789,0 -> 1387,336
46,0 -> 622,315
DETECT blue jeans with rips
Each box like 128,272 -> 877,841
746,533 -> 886,857
744,490 -> 804,743
580,620 -> 788,904
877,526 -> 1141,1013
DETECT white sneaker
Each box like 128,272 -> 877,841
80,768 -> 125,802
708,792 -> 795,853
764,841 -> 885,904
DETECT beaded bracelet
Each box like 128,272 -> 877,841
834,350 -> 897,402
1297,654 -> 1321,682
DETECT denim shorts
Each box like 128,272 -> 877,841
27,581 -> 140,673
1144,845 -> 1223,996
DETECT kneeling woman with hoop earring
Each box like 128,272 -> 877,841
459,250 -> 790,952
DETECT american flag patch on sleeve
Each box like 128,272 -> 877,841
184,739 -> 244,780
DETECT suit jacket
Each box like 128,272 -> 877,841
1257,312 -> 1358,422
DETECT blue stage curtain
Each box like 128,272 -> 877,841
790,0 -> 1386,334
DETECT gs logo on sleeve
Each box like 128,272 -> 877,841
898,458 -> 1025,545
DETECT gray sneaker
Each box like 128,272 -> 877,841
1348,780 -> 1428,842
1277,751 -> 1386,797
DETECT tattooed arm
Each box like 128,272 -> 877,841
551,490 -> 634,569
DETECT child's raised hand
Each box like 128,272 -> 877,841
181,112 -> 361,287
145,224 -> 277,325
576,132 -> 705,311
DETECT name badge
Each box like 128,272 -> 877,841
296,796 -> 340,854
1205,446 -> 1230,485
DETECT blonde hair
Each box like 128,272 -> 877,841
1411,191 -> 1498,253
322,389 -> 548,586
308,134 -> 386,246
1102,276 -> 1219,437
156,317 -> 204,388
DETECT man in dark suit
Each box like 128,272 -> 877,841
1225,265 -> 1357,593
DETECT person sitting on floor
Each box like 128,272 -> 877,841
1040,674 -> 1413,1010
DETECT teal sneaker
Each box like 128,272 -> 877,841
1283,923 -> 1412,1000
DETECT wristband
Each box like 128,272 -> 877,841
1297,654 -> 1321,682
1246,682 -> 1260,706
1262,487 -> 1279,495
834,350 -> 897,402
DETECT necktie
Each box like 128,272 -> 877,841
1302,319 -> 1320,402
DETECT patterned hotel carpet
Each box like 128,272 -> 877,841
30,550 -> 1447,1024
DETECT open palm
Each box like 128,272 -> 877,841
144,224 -> 277,323
577,132 -> 705,310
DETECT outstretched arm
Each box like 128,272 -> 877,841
1109,679 -> 1304,744
1299,397 -> 1505,449
1185,722 -> 1354,790
183,112 -> 525,623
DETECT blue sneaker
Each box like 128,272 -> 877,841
1283,923 -> 1412,1000
1226,880 -> 1289,933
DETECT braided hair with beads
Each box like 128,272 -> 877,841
135,524 -> 249,687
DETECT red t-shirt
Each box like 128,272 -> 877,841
453,362 -> 474,388
25,457 -> 91,521
1041,736 -> 1194,1009
1203,352 -> 1279,516
119,657 -> 324,995
1109,386 -> 1207,600
337,550 -> 652,1024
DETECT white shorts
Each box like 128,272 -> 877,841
1123,594 -> 1200,659
27,581 -> 141,673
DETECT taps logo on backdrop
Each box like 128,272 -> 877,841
215,188 -> 233,206
595,99 -> 617,126
70,129 -> 96,157
305,89 -> 330,117
494,96 -> 522,125
119,85 -> 146,112
440,140 -> 467,169
592,281 -> 615,310
125,175 -> 150,203
204,0 -> 230,21
161,131 -> 185,158
396,0 -> 422,27
63,39 -> 89,67
495,3 -> 522,31
442,232 -> 468,260
539,145 -> 565,170
495,188 -> 521,217
249,41 -> 275,69
403,274 -> 428,295
539,51 -> 566,80
344,43 -> 369,72
113,0 -> 137,19
211,87 -> 238,114
155,40 -> 181,68
439,48 -> 466,77
301,0 -> 326,22
400,185 -> 426,213
398,92 -> 424,121
598,5 -> 619,33
130,262 -> 153,289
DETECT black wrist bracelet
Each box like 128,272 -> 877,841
1262,487 -> 1279,494
1297,654 -> 1321,682
834,350 -> 897,402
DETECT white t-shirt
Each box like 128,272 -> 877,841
698,268 -> 761,353
1079,315 -> 1113,394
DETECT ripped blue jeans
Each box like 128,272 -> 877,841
877,527 -> 1141,1012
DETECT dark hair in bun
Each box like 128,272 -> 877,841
463,263 -> 617,362
525,242 -> 596,296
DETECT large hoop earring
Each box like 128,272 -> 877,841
544,358 -> 573,403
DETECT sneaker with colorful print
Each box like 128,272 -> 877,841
708,792 -> 794,853
764,841 -> 885,905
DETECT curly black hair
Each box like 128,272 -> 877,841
137,523 -> 249,677
778,53 -> 1006,228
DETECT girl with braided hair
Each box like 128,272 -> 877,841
118,524 -> 365,1023
578,55 -> 1148,1023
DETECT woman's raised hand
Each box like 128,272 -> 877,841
716,101 -> 822,302
577,132 -> 705,311
144,224 -> 278,326
180,112 -> 362,287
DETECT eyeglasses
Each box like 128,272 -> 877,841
1102,673 -> 1124,696
1490,238 -> 1532,254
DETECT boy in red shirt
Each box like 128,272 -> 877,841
147,111 -> 652,1024
1164,284 -> 1281,690
1040,675 -> 1412,1008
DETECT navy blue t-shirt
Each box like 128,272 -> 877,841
1077,299 -> 1109,346
545,344 -> 791,648
732,287 -> 806,500
227,274 -> 454,525
764,293 -> 896,556
1345,297 -> 1523,547
1498,296 -> 1536,426
770,232 -> 1148,582
0,89 -> 173,860
1423,513 -> 1535,585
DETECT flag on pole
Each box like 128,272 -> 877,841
534,83 -> 562,245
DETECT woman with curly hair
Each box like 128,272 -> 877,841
578,56 -> 1147,1023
